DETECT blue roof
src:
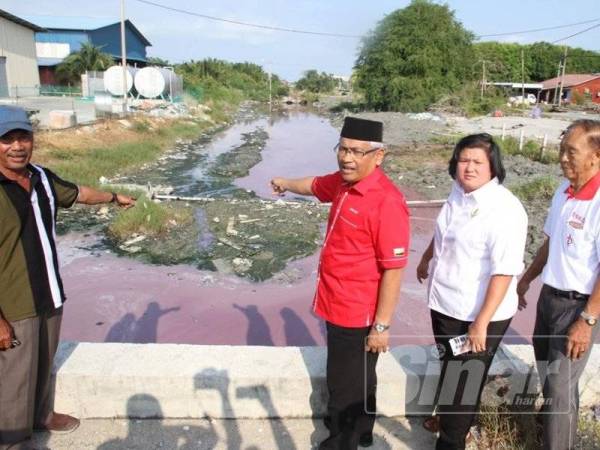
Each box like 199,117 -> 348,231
23,15 -> 152,47
22,15 -> 119,30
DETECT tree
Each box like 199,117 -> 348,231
55,43 -> 114,85
175,58 -> 288,103
295,70 -> 337,93
473,41 -> 600,83
147,56 -> 170,66
354,0 -> 475,111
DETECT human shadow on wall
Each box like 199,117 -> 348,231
194,368 -> 242,450
97,393 -> 218,450
105,313 -> 135,342
379,345 -> 437,448
281,307 -> 317,346
236,385 -> 297,450
232,303 -> 274,346
105,302 -> 180,343
297,346 -> 328,448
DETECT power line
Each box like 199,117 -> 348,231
476,17 -> 600,38
550,22 -> 600,44
132,0 -> 600,51
132,0 -> 362,39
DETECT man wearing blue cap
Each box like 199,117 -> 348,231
0,106 -> 135,449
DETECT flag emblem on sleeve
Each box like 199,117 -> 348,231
393,247 -> 406,257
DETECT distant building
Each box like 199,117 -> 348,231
0,9 -> 43,97
23,15 -> 152,85
540,74 -> 600,105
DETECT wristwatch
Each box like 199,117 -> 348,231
580,311 -> 598,326
372,323 -> 390,333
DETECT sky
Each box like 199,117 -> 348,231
3,0 -> 600,81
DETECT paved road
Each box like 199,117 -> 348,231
30,417 -> 436,449
0,96 -> 96,126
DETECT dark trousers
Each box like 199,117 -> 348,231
319,322 -> 379,450
430,309 -> 511,450
533,284 -> 600,450
0,309 -> 62,449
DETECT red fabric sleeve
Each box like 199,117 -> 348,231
311,172 -> 342,203
373,196 -> 411,269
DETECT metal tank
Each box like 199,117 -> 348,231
103,65 -> 136,97
134,67 -> 182,99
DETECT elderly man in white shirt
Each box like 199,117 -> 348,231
518,119 -> 600,450
417,133 -> 528,450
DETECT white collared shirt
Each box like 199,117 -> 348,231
542,179 -> 600,294
428,178 -> 528,321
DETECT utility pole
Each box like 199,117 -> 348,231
521,49 -> 525,108
558,46 -> 568,107
552,58 -> 562,106
268,69 -> 272,114
120,0 -> 128,113
480,60 -> 486,99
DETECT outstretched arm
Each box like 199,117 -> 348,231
270,177 -> 315,196
77,186 -> 136,208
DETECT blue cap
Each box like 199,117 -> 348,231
0,106 -> 33,137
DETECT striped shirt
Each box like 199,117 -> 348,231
0,164 -> 78,321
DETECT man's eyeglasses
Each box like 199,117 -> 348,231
333,143 -> 381,159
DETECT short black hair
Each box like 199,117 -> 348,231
448,133 -> 506,183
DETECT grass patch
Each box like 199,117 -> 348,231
511,176 -> 559,203
108,195 -> 194,238
34,118 -> 208,187
577,415 -> 600,449
500,136 -> 559,164
329,100 -> 368,113
473,405 -> 600,449
425,133 -> 559,165
474,403 -> 539,450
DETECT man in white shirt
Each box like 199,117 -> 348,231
518,119 -> 600,450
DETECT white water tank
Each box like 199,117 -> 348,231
103,65 -> 136,96
134,67 -> 176,99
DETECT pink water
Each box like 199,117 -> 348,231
58,111 -> 544,346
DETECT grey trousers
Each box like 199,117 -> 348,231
533,285 -> 600,450
0,309 -> 62,450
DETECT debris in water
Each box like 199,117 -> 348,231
123,235 -> 147,246
226,217 -> 238,236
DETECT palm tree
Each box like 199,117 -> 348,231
55,42 -> 114,85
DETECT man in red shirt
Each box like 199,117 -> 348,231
271,117 -> 410,449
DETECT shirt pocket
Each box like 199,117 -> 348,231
328,211 -> 371,251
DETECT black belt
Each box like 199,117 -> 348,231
547,286 -> 589,301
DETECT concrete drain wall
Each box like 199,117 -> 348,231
52,343 -> 600,419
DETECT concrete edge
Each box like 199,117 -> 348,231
52,342 -> 600,419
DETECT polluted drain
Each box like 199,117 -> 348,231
58,109 -> 333,281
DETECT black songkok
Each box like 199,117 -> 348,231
340,116 -> 383,142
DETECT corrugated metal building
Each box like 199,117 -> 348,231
0,9 -> 43,97
540,74 -> 600,105
23,15 -> 151,85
